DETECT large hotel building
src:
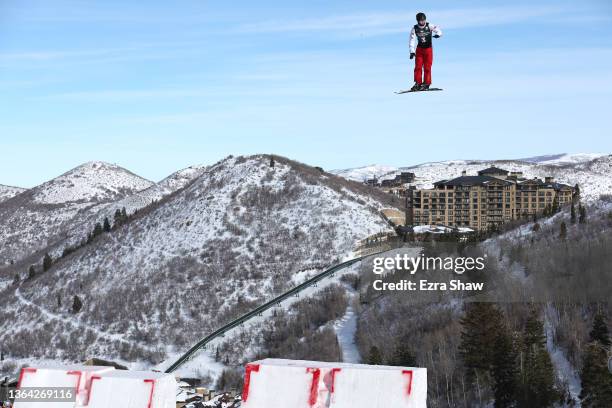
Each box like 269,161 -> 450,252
410,167 -> 575,231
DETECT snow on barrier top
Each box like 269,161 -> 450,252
14,365 -> 176,408
241,359 -> 427,408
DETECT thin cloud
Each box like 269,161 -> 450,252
235,5 -> 572,37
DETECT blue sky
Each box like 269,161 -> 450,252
1,0 -> 612,187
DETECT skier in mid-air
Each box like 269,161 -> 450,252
409,12 -> 442,91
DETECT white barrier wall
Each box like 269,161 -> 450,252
14,365 -> 115,408
86,370 -> 176,408
241,359 -> 427,408
13,365 -> 176,408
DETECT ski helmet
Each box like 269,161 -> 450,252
416,12 -> 426,22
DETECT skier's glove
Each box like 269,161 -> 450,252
410,53 -> 415,59
433,35 -> 440,38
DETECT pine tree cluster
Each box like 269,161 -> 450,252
459,304 -> 560,407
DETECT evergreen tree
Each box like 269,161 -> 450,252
43,253 -> 52,271
517,310 -> 558,407
579,203 -> 587,224
72,295 -> 83,314
57,293 -> 62,308
523,310 -> 547,350
559,222 -> 567,239
570,202 -> 576,224
103,217 -> 111,232
459,303 -> 504,380
532,222 -> 541,232
551,196 -> 559,214
573,184 -> 581,202
269,155 -> 275,168
579,342 -> 612,407
388,341 -> 417,367
12,273 -> 20,285
492,325 -> 518,408
589,312 -> 611,348
93,222 -> 103,237
368,346 -> 383,365
114,209 -> 123,227
27,265 -> 36,280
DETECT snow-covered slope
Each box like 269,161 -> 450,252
0,161 -> 153,265
46,163 -> 210,257
520,152 -> 606,165
0,155 -> 396,370
30,161 -> 152,204
98,163 -> 208,215
0,184 -> 26,203
334,154 -> 612,200
330,164 -> 398,182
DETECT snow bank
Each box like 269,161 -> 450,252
241,359 -> 427,408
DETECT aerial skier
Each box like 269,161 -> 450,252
408,12 -> 443,92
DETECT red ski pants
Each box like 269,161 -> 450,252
414,47 -> 433,85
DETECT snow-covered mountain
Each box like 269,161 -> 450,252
333,154 -> 612,200
0,155 -> 398,370
519,152 -> 606,165
0,184 -> 26,204
97,163 -> 208,216
330,164 -> 399,182
0,161 -> 153,265
46,163 -> 210,257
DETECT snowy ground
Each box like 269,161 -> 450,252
545,305 -> 582,407
333,288 -> 361,364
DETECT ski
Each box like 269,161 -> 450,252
395,88 -> 443,94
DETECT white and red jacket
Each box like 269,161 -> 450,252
409,23 -> 443,53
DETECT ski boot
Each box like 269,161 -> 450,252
420,83 -> 430,91
410,83 -> 422,91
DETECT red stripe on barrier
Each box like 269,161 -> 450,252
144,379 -> 156,408
85,375 -> 102,405
242,364 -> 260,403
67,370 -> 82,392
307,368 -> 321,406
16,368 -> 37,389
402,370 -> 414,396
329,368 -> 342,393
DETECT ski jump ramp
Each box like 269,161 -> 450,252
241,359 -> 427,408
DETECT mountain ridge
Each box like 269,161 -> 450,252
0,154 -> 399,373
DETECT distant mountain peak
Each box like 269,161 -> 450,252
31,161 -> 153,205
